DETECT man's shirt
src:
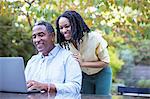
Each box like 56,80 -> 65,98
25,44 -> 82,93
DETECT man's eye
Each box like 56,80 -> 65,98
39,34 -> 44,37
38,32 -> 45,37
32,35 -> 36,39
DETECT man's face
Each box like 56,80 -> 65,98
32,25 -> 54,55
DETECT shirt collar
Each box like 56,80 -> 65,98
38,44 -> 61,58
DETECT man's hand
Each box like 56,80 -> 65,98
27,80 -> 47,91
27,80 -> 57,93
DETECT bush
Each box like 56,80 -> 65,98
0,15 -> 35,64
137,79 -> 150,88
133,40 -> 150,65
108,46 -> 124,81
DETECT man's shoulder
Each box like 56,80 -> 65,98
55,44 -> 72,56
59,46 -> 73,55
28,54 -> 40,62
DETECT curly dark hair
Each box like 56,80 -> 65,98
56,10 -> 90,46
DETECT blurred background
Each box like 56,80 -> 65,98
0,0 -> 150,95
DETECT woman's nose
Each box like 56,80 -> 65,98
62,28 -> 67,33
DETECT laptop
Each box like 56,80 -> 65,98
0,57 -> 40,93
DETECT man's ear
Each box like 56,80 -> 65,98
51,32 -> 55,42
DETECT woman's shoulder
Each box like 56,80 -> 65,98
87,30 -> 105,41
88,30 -> 101,37
88,30 -> 108,47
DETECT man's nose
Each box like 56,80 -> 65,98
34,36 -> 41,42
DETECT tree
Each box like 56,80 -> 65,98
1,0 -> 149,80
0,1 -> 34,64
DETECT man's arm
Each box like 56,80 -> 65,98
53,54 -> 82,93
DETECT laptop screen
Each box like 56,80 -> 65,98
0,57 -> 28,93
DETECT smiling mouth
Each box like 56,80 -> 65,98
64,33 -> 70,36
64,32 -> 71,36
36,43 -> 44,47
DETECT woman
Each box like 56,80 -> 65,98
56,10 -> 112,95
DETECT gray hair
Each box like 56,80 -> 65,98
34,21 -> 54,34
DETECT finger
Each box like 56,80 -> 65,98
28,85 -> 36,91
27,81 -> 35,88
73,55 -> 79,59
27,82 -> 33,88
27,80 -> 34,84
73,55 -> 80,59
75,58 -> 80,63
73,53 -> 78,56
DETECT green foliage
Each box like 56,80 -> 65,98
0,15 -> 34,64
119,49 -> 134,65
132,40 -> 150,65
137,79 -> 150,88
108,46 -> 124,81
1,0 -> 149,77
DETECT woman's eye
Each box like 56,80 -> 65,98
65,25 -> 71,28
59,27 -> 63,30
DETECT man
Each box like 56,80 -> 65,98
25,21 -> 82,93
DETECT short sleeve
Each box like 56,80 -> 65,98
95,34 -> 110,63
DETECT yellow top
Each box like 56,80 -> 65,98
67,31 -> 110,75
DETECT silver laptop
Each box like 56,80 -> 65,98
0,57 -> 40,93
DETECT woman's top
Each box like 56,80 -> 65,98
64,31 -> 110,75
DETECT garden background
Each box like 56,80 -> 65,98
0,0 -> 150,94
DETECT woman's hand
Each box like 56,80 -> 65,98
73,53 -> 84,67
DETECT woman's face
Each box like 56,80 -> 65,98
58,17 -> 72,40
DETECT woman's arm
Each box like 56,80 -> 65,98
73,54 -> 109,68
81,61 -> 109,68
